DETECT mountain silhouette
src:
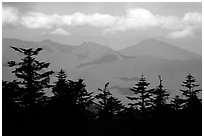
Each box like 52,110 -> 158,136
119,39 -> 201,60
2,38 -> 202,104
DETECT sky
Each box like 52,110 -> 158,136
2,2 -> 202,54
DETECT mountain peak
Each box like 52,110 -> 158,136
140,38 -> 157,43
138,39 -> 173,47
41,39 -> 54,43
119,39 -> 201,60
80,41 -> 102,46
79,41 -> 112,50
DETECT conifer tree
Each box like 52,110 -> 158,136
180,74 -> 201,98
180,74 -> 201,109
179,74 -> 202,135
152,75 -> 169,111
51,70 -> 93,120
171,95 -> 184,111
127,74 -> 153,114
50,69 -> 71,113
69,78 -> 94,119
7,46 -> 54,111
95,82 -> 124,120
52,69 -> 69,97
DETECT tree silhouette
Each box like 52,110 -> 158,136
180,74 -> 201,109
49,69 -> 71,114
95,82 -> 124,120
127,74 -> 153,115
174,74 -> 202,136
152,75 -> 169,111
69,78 -> 94,120
52,69 -> 69,97
181,74 -> 201,98
7,46 -> 54,111
171,95 -> 184,111
50,69 -> 94,123
2,80 -> 22,112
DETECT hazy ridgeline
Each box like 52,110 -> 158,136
2,46 -> 202,136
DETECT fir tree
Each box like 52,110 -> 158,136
7,46 -> 54,111
127,74 -> 153,114
180,74 -> 201,98
180,74 -> 201,109
69,78 -> 94,119
50,69 -> 71,113
51,70 -> 93,120
152,75 -> 169,111
52,69 -> 69,97
95,82 -> 124,120
171,95 -> 184,111
179,74 -> 202,135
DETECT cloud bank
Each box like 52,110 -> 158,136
3,5 -> 202,39
2,6 -> 19,25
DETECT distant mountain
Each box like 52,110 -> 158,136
2,38 -> 131,70
74,41 -> 117,61
2,38 -> 202,104
119,39 -> 201,60
76,55 -> 201,98
2,38 -> 124,80
2,38 -> 114,67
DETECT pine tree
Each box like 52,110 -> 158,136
52,69 -> 69,97
179,74 -> 202,135
7,46 -> 54,111
127,74 -> 153,114
152,75 -> 169,111
171,95 -> 184,111
69,78 -> 94,119
180,74 -> 201,98
180,74 -> 201,109
51,70 -> 93,120
50,69 -> 71,113
95,82 -> 124,120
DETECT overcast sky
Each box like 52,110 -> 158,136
2,2 -> 202,54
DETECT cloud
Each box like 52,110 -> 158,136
104,9 -> 201,38
183,12 -> 202,24
50,28 -> 70,36
104,8 -> 160,32
21,12 -> 62,29
71,12 -> 117,27
2,6 -> 19,25
2,5 -> 202,39
167,28 -> 194,39
166,12 -> 202,39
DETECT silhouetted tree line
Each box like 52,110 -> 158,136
2,47 -> 202,136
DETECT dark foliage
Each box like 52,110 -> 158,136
2,46 -> 202,136
127,74 -> 154,118
180,73 -> 202,110
95,82 -> 124,120
7,46 -> 54,111
68,78 -> 94,120
152,75 -> 169,109
171,95 -> 185,111
2,80 -> 22,112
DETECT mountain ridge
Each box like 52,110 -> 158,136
3,37 -> 201,60
119,39 -> 201,60
2,38 -> 202,104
